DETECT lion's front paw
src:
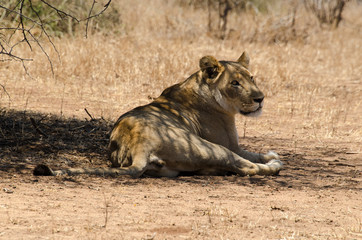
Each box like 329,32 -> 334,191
266,159 -> 284,175
262,151 -> 280,163
266,159 -> 283,166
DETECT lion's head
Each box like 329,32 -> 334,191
199,52 -> 264,117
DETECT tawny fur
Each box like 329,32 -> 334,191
34,52 -> 283,178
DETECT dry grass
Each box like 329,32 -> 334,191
0,1 -> 361,239
1,0 -> 361,144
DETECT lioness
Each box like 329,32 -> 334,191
34,52 -> 283,178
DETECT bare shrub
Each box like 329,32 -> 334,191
178,0 -> 308,43
248,2 -> 309,44
0,0 -> 112,72
304,0 -> 348,29
181,0 -> 247,39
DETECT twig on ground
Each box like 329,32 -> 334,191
30,117 -> 48,138
84,108 -> 95,121
102,192 -> 110,228
69,125 -> 87,131
0,83 -> 11,100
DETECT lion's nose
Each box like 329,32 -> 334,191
253,97 -> 264,103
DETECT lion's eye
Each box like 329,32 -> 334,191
250,76 -> 255,82
231,80 -> 240,86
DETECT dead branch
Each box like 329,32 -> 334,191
28,0 -> 60,62
0,5 -> 41,26
85,0 -> 97,38
85,0 -> 112,38
39,0 -> 80,23
19,0 -> 32,50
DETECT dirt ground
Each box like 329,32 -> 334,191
1,1 -> 362,238
0,110 -> 361,240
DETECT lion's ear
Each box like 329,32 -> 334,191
199,56 -> 223,79
237,51 -> 250,69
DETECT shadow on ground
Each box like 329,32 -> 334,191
1,108 -> 360,192
0,108 -> 111,174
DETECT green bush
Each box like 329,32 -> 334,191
0,0 -> 121,37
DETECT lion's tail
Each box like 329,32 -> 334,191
33,164 -> 131,177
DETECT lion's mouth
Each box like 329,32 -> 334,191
239,106 -> 263,117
